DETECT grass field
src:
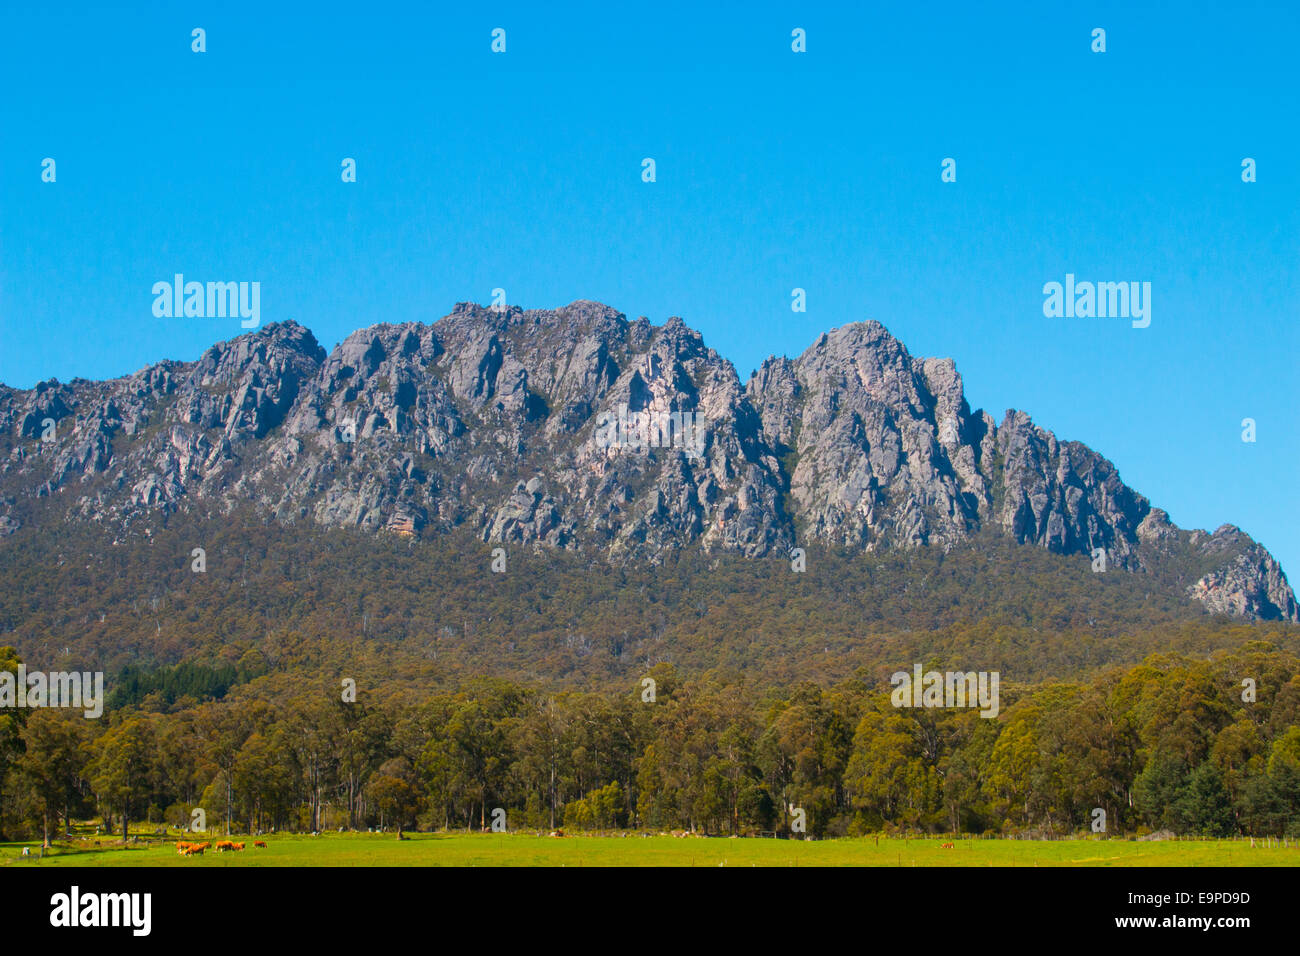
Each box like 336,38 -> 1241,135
3,831 -> 1298,867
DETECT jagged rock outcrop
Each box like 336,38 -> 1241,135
1184,527 -> 1298,620
1,301 -> 1293,621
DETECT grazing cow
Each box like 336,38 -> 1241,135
940,842 -> 954,849
253,841 -> 266,848
233,842 -> 245,851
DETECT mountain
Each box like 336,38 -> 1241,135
1,300 -> 1294,622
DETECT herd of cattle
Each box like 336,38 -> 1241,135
176,840 -> 268,856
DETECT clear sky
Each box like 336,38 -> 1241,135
1,1 -> 1297,575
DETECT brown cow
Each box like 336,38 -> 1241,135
940,842 -> 954,849
253,841 -> 266,848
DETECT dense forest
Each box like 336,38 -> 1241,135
3,513 -> 1299,843
3,643 -> 1300,843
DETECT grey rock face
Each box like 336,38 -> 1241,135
1,302 -> 1293,621
993,410 -> 1149,566
1184,526 -> 1298,621
748,322 -> 990,551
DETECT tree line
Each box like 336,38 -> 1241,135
2,642 -> 1300,845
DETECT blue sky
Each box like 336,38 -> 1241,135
2,1 -> 1297,574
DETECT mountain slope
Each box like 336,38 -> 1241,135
1,300 -> 1293,621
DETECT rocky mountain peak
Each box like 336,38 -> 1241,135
1,302 -> 1293,621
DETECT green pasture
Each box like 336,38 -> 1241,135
3,829 -> 1297,867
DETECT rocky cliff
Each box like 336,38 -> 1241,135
2,300 -> 1293,621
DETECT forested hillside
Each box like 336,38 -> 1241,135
1,512 -> 1295,691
